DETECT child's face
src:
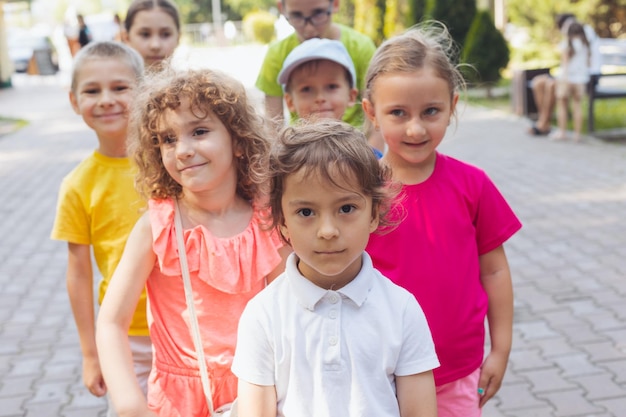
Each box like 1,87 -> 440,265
159,99 -> 239,194
279,168 -> 379,290
69,58 -> 137,142
280,0 -> 337,41
285,60 -> 357,121
124,8 -> 180,69
363,68 -> 458,173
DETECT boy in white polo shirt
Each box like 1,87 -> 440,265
232,120 -> 439,417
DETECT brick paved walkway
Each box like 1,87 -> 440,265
1,51 -> 626,416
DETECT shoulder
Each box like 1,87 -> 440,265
264,34 -> 300,61
437,153 -> 487,179
56,153 -> 104,198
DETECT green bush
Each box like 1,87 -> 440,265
428,0 -> 476,49
461,10 -> 509,86
242,10 -> 276,44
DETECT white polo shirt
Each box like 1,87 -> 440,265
232,252 -> 439,417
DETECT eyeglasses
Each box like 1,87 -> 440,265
285,3 -> 333,28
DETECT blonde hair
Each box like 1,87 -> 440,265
268,119 -> 398,242
364,21 -> 465,106
128,67 -> 271,202
71,41 -> 144,92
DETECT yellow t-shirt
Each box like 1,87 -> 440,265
51,151 -> 148,336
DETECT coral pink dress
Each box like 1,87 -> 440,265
145,199 -> 284,416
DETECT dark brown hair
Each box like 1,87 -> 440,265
124,0 -> 180,32
268,119 -> 398,242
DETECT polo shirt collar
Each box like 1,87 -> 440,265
287,252 -> 374,311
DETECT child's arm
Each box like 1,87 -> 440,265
237,380 -> 277,417
478,244 -> 514,407
96,214 -> 156,417
396,371 -> 437,417
66,242 -> 106,397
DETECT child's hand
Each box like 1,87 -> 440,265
477,350 -> 508,407
82,355 -> 107,397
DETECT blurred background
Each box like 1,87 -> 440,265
0,0 -> 625,133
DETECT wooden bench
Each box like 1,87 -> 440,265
587,39 -> 626,132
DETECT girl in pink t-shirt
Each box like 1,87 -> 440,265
362,22 -> 522,417
96,68 -> 289,417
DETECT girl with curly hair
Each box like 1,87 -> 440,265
96,67 -> 290,417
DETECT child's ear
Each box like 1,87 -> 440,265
284,92 -> 297,114
362,98 -> 378,128
332,0 -> 340,13
448,92 -> 459,125
69,91 -> 81,115
279,224 -> 290,242
348,87 -> 358,107
369,207 -> 380,233
277,0 -> 284,14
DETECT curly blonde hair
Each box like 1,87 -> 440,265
128,67 -> 271,202
268,119 -> 399,242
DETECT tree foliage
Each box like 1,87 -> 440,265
461,10 -> 509,85
427,0 -> 476,48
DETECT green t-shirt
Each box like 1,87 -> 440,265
256,24 -> 376,127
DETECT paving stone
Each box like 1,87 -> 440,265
536,388 -> 606,416
557,323 -> 609,345
598,359 -> 626,384
579,341 -> 626,363
0,394 -> 29,416
515,321 -> 560,341
496,382 -> 550,410
594,397 -> 626,416
574,373 -> 626,401
520,368 -> 578,392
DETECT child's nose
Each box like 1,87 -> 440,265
149,36 -> 161,50
317,215 -> 339,239
99,90 -> 114,106
406,118 -> 426,137
175,138 -> 194,158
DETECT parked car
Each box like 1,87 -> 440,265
7,30 -> 59,74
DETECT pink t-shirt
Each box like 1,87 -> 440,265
366,153 -> 521,386
145,199 -> 284,416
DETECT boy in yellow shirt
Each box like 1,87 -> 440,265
50,41 -> 150,417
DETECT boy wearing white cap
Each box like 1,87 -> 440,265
279,38 -> 358,122
256,0 -> 375,129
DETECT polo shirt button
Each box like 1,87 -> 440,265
329,336 -> 338,346
329,310 -> 337,319
329,294 -> 339,303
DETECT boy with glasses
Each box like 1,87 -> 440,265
256,0 -> 376,133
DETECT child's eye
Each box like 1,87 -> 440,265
114,85 -> 130,92
339,204 -> 356,214
160,31 -> 173,39
390,109 -> 406,117
298,86 -> 312,94
327,83 -> 340,90
139,31 -> 151,38
162,135 -> 176,144
83,88 -> 99,95
193,128 -> 209,136
297,208 -> 314,217
424,107 -> 439,116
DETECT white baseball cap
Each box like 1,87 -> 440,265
278,38 -> 357,90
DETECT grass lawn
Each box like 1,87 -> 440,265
465,79 -> 626,137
